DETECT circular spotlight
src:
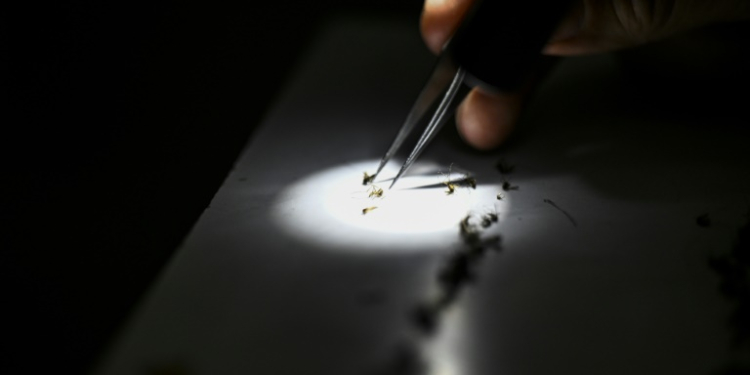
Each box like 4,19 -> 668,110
271,160 -> 507,253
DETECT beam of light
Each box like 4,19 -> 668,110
271,160 -> 509,253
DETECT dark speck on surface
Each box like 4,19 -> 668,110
410,303 -> 439,335
697,213 -> 711,228
437,252 -> 476,288
708,212 -> 750,349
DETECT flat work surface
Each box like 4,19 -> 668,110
94,17 -> 750,375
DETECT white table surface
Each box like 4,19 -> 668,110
93,16 -> 750,375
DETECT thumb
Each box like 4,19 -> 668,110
544,0 -> 750,55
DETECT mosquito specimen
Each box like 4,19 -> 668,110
368,185 -> 384,198
362,172 -> 375,185
440,164 -> 457,195
460,176 -> 477,189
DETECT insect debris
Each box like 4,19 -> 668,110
410,302 -> 440,335
444,181 -> 456,195
496,192 -> 505,200
459,175 -> 477,189
480,217 -> 492,228
459,211 -> 502,252
437,252 -> 477,289
480,212 -> 498,228
367,185 -> 384,198
460,215 -> 478,237
502,181 -> 519,191
440,164 -> 458,195
459,215 -> 485,250
696,213 -> 711,228
362,172 -> 375,185
543,198 -> 577,227
407,211 -> 504,343
362,206 -> 378,215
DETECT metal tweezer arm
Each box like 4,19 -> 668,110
372,54 -> 467,189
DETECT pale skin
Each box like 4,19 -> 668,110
421,0 -> 750,150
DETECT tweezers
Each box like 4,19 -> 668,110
370,0 -> 572,189
374,54 -> 466,189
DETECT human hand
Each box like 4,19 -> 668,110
421,0 -> 750,149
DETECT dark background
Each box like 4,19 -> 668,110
2,1 -> 421,373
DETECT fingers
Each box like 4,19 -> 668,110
455,88 -> 524,150
421,0 -> 529,150
421,0 -> 476,54
421,0 -> 750,150
545,0 -> 750,56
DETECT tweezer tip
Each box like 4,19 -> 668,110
389,163 -> 410,189
388,174 -> 401,190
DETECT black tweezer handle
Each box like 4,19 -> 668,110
446,0 -> 573,92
